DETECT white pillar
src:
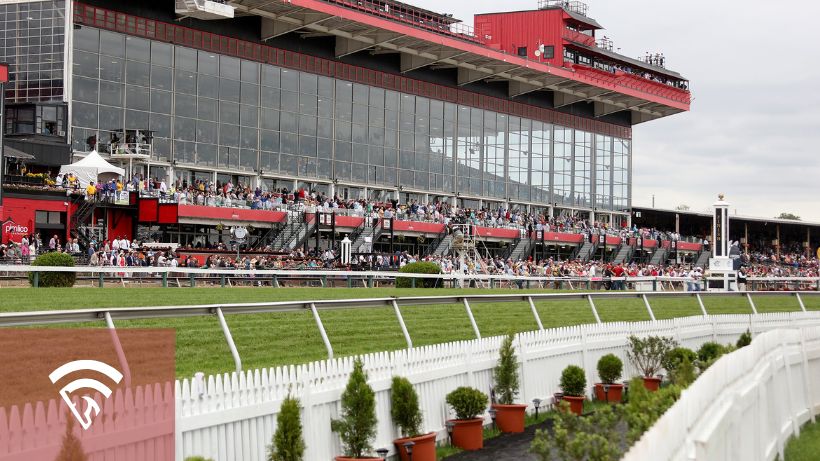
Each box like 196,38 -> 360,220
712,194 -> 730,258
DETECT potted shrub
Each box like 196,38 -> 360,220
390,377 -> 435,461
491,333 -> 528,433
331,359 -> 382,460
559,365 -> 587,415
594,354 -> 624,403
268,392 -> 305,461
445,386 -> 488,451
627,335 -> 677,391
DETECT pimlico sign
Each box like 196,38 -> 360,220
2,219 -> 29,242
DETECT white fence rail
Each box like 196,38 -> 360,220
623,325 -> 820,461
173,312 -> 820,460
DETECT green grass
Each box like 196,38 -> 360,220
0,287 -> 811,377
785,420 -> 820,461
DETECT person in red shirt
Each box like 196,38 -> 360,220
611,263 -> 625,290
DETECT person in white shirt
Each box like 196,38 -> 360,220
112,238 -> 120,252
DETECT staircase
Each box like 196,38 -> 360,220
70,197 -> 97,248
649,247 -> 668,266
270,214 -> 310,251
694,250 -> 711,269
250,225 -> 280,249
431,234 -> 453,256
574,241 -> 596,262
612,244 -> 633,264
351,221 -> 383,253
506,238 -> 534,261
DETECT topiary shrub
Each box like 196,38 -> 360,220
493,333 -> 520,405
560,365 -> 587,397
662,347 -> 697,374
268,392 -> 305,461
627,335 -> 677,378
390,376 -> 423,438
736,329 -> 752,348
331,358 -> 377,459
446,386 -> 488,420
696,342 -> 724,363
395,261 -> 442,288
29,252 -> 76,287
597,354 -> 623,384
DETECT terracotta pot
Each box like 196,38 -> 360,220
335,457 -> 383,461
642,376 -> 662,392
492,403 -> 528,433
562,395 -> 585,415
393,432 -> 437,461
448,418 -> 484,451
593,383 -> 624,402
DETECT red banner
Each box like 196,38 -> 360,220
0,63 -> 8,84
2,218 -> 30,243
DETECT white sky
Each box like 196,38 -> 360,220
406,0 -> 820,221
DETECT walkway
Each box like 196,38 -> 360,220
445,419 -> 554,461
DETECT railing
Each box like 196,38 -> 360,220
98,142 -> 152,157
2,305 -> 818,460
562,28 -> 596,47
624,325 -> 820,461
317,0 -> 483,44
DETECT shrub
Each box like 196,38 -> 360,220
531,403 -> 624,461
662,347 -> 697,374
55,416 -> 88,461
390,376 -> 423,438
493,333 -> 520,405
446,387 -> 488,420
627,335 -> 677,378
597,354 -> 623,385
736,329 -> 752,348
624,377 -> 682,443
268,393 -> 305,461
395,261 -> 442,288
331,358 -> 377,458
29,252 -> 76,287
560,365 -> 587,397
696,342 -> 724,363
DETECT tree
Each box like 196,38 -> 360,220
776,212 -> 801,221
54,416 -> 88,461
268,392 -> 305,461
493,333 -> 520,405
331,358 -> 377,458
674,204 -> 690,211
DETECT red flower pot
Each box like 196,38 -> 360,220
393,432 -> 437,461
562,395 -> 585,415
593,383 -> 624,402
642,376 -> 662,392
492,403 -> 528,433
448,418 -> 484,451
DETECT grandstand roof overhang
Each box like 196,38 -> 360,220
230,0 -> 690,124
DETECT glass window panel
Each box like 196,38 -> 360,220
99,56 -> 124,82
318,76 -> 334,97
98,30 -> 124,57
299,72 -> 317,94
197,120 -> 218,144
240,127 -> 258,149
126,85 -> 150,111
197,74 -> 218,97
99,81 -> 123,107
240,104 -> 258,128
72,76 -> 97,103
299,115 -> 316,137
299,136 -> 316,157
175,70 -> 197,95
261,86 -> 280,108
336,80 -> 353,102
74,27 -> 99,53
125,36 -> 150,62
219,101 -> 239,124
125,60 -> 150,86
125,109 -> 148,130
149,113 -> 171,138
240,149 -> 258,170
150,41 -> 172,67
220,78 -> 240,102
175,117 -> 196,141
175,93 -> 197,118
280,111 -> 297,133
240,60 -> 258,83
219,56 -> 240,80
197,50 -> 219,75
174,45 -> 197,71
98,106 -> 122,132
240,82 -> 259,106
73,51 -> 99,78
261,108 -> 280,131
151,65 -> 172,90
281,132 -> 298,154
151,90 -> 172,114
261,65 -> 280,88
318,138 -> 333,159
198,97 -> 218,121
281,91 -> 298,112
280,69 -> 299,91
261,130 -> 279,152
317,118 -> 332,139
220,124 -> 239,147
335,141 -> 352,161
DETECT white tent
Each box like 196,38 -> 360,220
59,150 -> 125,186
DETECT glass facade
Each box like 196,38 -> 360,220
69,25 -> 631,211
0,0 -> 66,103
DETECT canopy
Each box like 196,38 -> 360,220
3,145 -> 35,160
59,150 -> 125,186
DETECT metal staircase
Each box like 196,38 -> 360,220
573,241 -> 596,262
431,234 -> 453,256
70,197 -> 97,248
694,250 -> 711,268
250,224 -> 281,249
649,247 -> 668,266
351,222 -> 382,253
270,214 -> 310,251
504,238 -> 535,261
612,243 -> 633,264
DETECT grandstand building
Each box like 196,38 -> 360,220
0,0 -> 702,258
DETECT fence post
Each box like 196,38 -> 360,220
587,295 -> 602,324
411,277 -> 416,289
162,272 -> 168,288
32,271 -> 39,288
795,293 -> 807,313
392,300 -> 413,349
462,298 -> 481,339
104,312 -> 132,388
98,272 -> 104,288
367,275 -> 374,288
189,273 -> 196,288
746,293 -> 758,315
527,296 -> 544,330
215,307 -> 242,373
696,293 -> 708,316
220,274 -> 226,288
310,302 -> 334,359
642,294 -> 657,321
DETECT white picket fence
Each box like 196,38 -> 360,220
3,312 -> 819,461
174,311 -> 820,461
623,325 -> 820,461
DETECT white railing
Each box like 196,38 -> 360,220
623,325 -> 820,461
2,312 -> 819,460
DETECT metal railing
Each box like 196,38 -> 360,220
2,289 -> 818,375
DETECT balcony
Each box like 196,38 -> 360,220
174,0 -> 234,20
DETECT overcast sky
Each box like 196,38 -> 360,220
408,0 -> 820,221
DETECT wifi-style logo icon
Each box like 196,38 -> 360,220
49,360 -> 124,430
